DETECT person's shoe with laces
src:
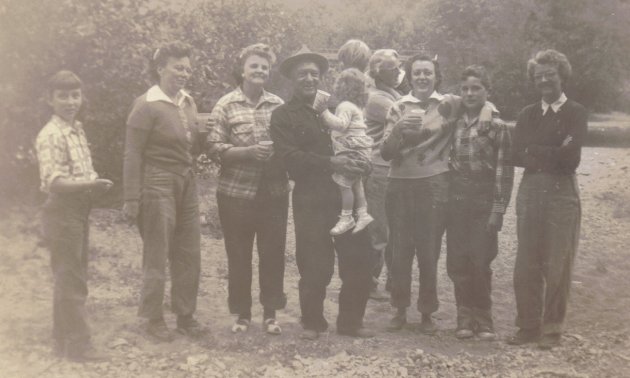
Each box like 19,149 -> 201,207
387,309 -> 407,331
146,318 -> 174,342
476,326 -> 497,341
352,213 -> 374,234
506,328 -> 540,345
66,344 -> 109,363
177,315 -> 207,338
231,318 -> 250,333
330,215 -> 356,235
417,313 -> 437,335
455,328 -> 474,339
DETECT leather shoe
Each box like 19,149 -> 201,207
176,315 -> 207,338
387,313 -> 406,331
337,327 -> 375,338
455,328 -> 474,339
538,333 -> 561,350
417,314 -> 437,335
146,318 -> 174,342
506,328 -> 540,345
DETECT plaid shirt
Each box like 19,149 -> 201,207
207,87 -> 289,199
35,115 -> 98,193
450,113 -> 514,213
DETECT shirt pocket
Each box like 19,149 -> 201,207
230,121 -> 255,146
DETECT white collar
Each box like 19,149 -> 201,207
146,85 -> 192,107
541,92 -> 567,114
400,90 -> 444,103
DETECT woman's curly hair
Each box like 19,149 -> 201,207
527,49 -> 572,83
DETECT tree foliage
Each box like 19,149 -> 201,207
0,0 -> 628,199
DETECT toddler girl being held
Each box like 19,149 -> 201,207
320,68 -> 374,235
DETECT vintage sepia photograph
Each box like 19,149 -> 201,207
1,0 -> 629,376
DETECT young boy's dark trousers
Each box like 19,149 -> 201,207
42,192 -> 92,353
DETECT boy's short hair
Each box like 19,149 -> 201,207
47,70 -> 82,97
460,65 -> 491,91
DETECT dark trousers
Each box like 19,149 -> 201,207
365,164 -> 392,290
446,173 -> 498,329
217,188 -> 288,316
386,173 -> 449,313
292,181 -> 373,332
42,192 -> 92,349
137,165 -> 201,320
514,173 -> 581,335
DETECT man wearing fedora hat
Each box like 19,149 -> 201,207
270,45 -> 375,340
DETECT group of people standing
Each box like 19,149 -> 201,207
35,37 -> 585,362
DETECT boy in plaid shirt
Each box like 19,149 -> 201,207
36,70 -> 113,362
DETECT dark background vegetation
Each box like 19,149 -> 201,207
1,0 -> 629,201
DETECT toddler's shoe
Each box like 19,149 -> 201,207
330,216 -> 356,236
352,213 -> 374,234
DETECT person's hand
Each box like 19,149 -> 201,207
396,111 -> 423,131
248,144 -> 274,161
122,201 -> 140,226
330,155 -> 368,175
487,213 -> 503,233
92,178 -> 114,192
312,90 -> 331,113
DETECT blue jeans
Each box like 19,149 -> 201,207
386,172 -> 449,313
446,173 -> 498,329
137,165 -> 201,320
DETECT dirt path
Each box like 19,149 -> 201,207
1,147 -> 629,377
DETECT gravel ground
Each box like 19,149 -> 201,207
1,147 -> 629,377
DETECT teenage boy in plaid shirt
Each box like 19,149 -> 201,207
36,70 -> 113,362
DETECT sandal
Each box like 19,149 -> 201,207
263,318 -> 282,335
231,318 -> 250,333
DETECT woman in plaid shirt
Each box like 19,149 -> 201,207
446,65 -> 514,341
207,44 -> 289,335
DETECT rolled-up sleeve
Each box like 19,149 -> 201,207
206,103 -> 232,162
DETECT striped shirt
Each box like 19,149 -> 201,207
450,113 -> 514,213
208,87 -> 289,199
35,115 -> 98,193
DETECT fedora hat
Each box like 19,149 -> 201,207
279,45 -> 329,77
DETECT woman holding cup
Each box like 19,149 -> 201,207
380,54 -> 452,334
207,44 -> 289,335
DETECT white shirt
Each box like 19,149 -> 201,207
541,92 -> 567,115
146,85 -> 193,108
